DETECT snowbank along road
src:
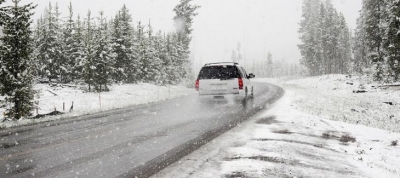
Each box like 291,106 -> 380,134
0,82 -> 284,178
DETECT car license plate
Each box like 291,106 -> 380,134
211,83 -> 227,90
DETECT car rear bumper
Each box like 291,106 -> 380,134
198,90 -> 246,100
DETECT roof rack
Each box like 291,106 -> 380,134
204,62 -> 239,66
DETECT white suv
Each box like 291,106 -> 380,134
195,62 -> 255,101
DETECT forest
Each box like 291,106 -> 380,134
298,0 -> 352,77
299,0 -> 400,83
0,0 -> 199,120
353,0 -> 400,82
32,1 -> 198,91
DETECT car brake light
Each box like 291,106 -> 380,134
238,78 -> 243,90
195,80 -> 199,91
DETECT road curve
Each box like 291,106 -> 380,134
0,82 -> 284,178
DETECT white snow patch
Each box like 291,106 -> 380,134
0,83 -> 193,128
281,74 -> 400,133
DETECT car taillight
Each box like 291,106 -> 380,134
238,78 -> 243,90
195,80 -> 199,91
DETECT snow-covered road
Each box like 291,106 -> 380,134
154,79 -> 400,178
0,82 -> 284,178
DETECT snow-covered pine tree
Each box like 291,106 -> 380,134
61,2 -> 76,83
155,31 -> 168,85
82,10 -> 96,92
173,0 -> 199,51
135,21 -> 144,81
54,3 -> 68,83
383,0 -> 400,81
171,32 -> 188,84
299,0 -> 352,76
337,13 -> 352,74
111,5 -> 137,83
143,22 -> 162,83
298,0 -> 321,76
163,33 -> 178,84
353,3 -> 368,73
173,0 -> 199,82
34,14 -> 47,78
363,0 -> 386,81
139,21 -> 155,83
111,12 -> 123,82
267,52 -> 273,77
37,3 -> 64,82
71,14 -> 85,80
324,0 -> 340,74
92,11 -> 115,92
317,3 -> 326,75
0,1 -> 36,120
32,16 -> 44,77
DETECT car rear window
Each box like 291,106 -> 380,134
198,65 -> 241,79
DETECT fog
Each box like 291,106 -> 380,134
191,0 -> 362,72
3,0 -> 361,72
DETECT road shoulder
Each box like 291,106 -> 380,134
153,87 -> 400,178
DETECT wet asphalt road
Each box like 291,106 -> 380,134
0,82 -> 284,178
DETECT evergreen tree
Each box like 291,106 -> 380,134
173,0 -> 199,51
299,0 -> 352,76
135,21 -> 147,82
92,11 -> 115,92
267,52 -> 273,77
164,33 -> 181,84
383,0 -> 400,80
171,33 -> 187,84
32,16 -> 44,77
54,3 -> 67,82
363,0 -> 386,80
82,10 -> 96,92
37,3 -> 64,81
324,0 -> 339,74
318,3 -> 326,74
61,2 -> 75,83
143,22 -> 162,83
337,14 -> 351,74
353,4 -> 368,73
298,0 -> 321,76
0,1 -> 36,120
71,14 -> 85,80
154,31 -> 168,85
111,5 -> 137,83
140,22 -> 156,82
163,33 -> 175,84
173,0 -> 199,81
353,0 -> 400,81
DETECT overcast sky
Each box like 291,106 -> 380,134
3,0 -> 362,71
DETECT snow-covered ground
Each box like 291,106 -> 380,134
153,76 -> 400,178
0,83 -> 193,129
283,74 -> 400,133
